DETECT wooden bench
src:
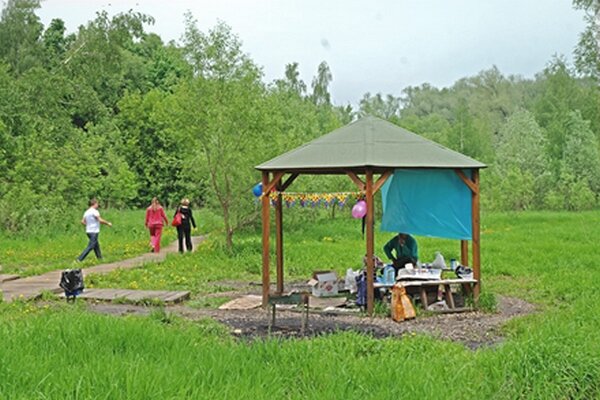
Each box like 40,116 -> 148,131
375,278 -> 477,311
267,292 -> 310,333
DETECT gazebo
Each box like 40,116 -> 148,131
255,116 -> 486,315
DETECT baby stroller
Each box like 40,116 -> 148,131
59,269 -> 84,302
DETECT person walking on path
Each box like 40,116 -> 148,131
77,198 -> 112,262
145,197 -> 168,253
175,198 -> 196,253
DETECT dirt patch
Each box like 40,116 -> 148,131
86,294 -> 535,349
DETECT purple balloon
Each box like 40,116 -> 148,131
351,200 -> 367,219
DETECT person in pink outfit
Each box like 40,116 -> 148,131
145,197 -> 168,253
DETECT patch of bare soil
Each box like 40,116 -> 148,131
86,294 -> 535,350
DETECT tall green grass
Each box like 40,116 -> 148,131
1,297 -> 599,399
3,210 -> 600,398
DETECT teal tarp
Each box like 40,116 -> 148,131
381,169 -> 472,240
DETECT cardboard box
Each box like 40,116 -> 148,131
308,271 -> 338,297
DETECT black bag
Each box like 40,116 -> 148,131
59,269 -> 84,297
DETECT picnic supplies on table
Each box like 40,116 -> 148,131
396,267 -> 442,281
455,265 -> 474,280
391,284 -> 416,321
344,268 -> 359,293
431,251 -> 447,269
383,265 -> 396,284
59,269 -> 84,301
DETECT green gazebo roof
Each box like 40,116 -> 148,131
256,116 -> 486,173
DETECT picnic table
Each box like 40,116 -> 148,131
374,278 -> 477,311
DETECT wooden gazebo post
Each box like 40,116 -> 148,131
460,240 -> 469,267
455,168 -> 482,301
472,169 -> 481,298
261,171 -> 271,306
275,179 -> 284,295
365,168 -> 375,315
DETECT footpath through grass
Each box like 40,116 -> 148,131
2,210 -> 600,398
0,209 -> 183,276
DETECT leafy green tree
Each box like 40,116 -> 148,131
0,0 -> 44,75
533,57 -> 586,168
273,62 -> 307,97
573,0 -> 600,80
545,166 -> 596,210
334,103 -> 355,125
42,18 -> 74,67
117,90 -> 187,206
496,110 -> 548,176
62,10 -> 154,113
562,110 -> 600,192
310,61 -> 332,106
358,92 -> 401,122
177,18 -> 268,248
446,99 -> 493,161
399,113 -> 451,145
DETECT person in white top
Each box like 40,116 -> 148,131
77,198 -> 112,262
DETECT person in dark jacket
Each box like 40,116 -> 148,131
174,198 -> 196,253
383,233 -> 418,273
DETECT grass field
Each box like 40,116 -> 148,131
2,209 -> 600,398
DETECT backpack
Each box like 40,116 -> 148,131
60,269 -> 84,298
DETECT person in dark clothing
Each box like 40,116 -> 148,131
383,233 -> 418,274
174,198 -> 196,253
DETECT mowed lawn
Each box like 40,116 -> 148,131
1,210 -> 600,399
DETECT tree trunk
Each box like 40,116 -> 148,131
222,204 -> 233,250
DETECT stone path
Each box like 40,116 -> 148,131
0,236 -> 204,302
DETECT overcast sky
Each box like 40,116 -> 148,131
36,0 -> 585,105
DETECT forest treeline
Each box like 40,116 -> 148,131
0,0 -> 599,245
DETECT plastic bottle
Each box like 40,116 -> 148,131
384,265 -> 396,284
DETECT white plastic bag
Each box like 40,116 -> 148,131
344,268 -> 358,293
431,251 -> 447,269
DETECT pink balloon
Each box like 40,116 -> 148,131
351,200 -> 367,219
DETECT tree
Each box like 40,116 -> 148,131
42,18 -> 74,68
533,57 -> 584,171
177,19 -> 268,249
310,61 -> 332,106
446,99 -> 493,161
117,90 -> 187,206
496,109 -> 548,176
358,92 -> 401,122
273,62 -> 307,97
573,0 -> 600,80
0,0 -> 44,75
562,110 -> 600,193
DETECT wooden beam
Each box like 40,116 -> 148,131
261,171 -> 271,307
373,169 -> 393,194
275,180 -> 284,295
280,173 -> 299,192
471,169 -> 481,300
454,169 -> 478,194
263,171 -> 285,194
460,240 -> 469,267
365,168 -> 375,316
346,171 -> 366,191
